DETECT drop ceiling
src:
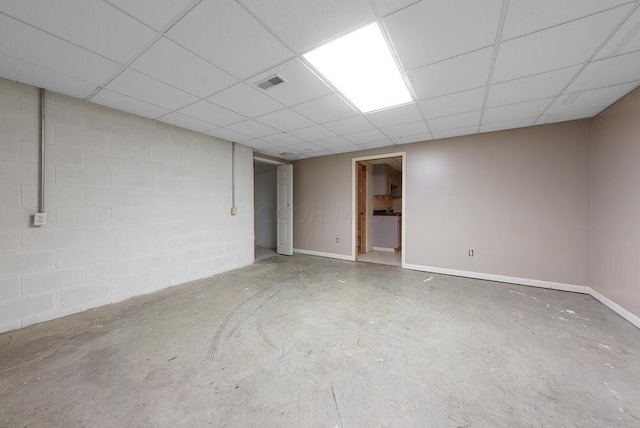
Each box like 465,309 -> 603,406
1,0 -> 639,160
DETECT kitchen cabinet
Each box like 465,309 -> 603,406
372,215 -> 401,250
373,164 -> 402,197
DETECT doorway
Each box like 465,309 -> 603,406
253,156 -> 293,261
352,153 -> 405,267
254,159 -> 278,261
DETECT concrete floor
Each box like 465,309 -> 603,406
358,250 -> 402,267
1,255 -> 639,427
255,246 -> 277,262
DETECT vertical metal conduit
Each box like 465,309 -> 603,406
231,141 -> 236,215
39,88 -> 46,213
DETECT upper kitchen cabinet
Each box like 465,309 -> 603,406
373,164 -> 402,197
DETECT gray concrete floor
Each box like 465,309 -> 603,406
1,254 -> 639,427
255,246 -> 277,262
358,250 -> 402,267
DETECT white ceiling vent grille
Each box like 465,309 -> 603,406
255,74 -> 286,90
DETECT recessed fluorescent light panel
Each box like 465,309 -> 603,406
304,23 -> 412,113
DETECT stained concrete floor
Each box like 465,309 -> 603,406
1,254 -> 639,427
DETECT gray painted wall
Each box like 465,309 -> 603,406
254,163 -> 277,249
294,120 -> 591,287
591,88 -> 640,318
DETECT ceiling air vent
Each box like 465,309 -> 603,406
256,74 -> 286,90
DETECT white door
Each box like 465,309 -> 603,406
277,164 -> 293,255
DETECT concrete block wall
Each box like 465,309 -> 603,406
0,78 -> 254,332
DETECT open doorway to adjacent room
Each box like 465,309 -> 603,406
253,156 -> 293,261
254,158 -> 278,261
353,153 -> 405,267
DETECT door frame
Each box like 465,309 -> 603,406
356,161 -> 367,255
351,152 -> 407,267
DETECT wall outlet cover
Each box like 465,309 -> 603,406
34,212 -> 47,226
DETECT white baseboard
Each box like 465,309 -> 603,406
373,247 -> 396,253
293,248 -> 355,262
590,288 -> 640,329
403,263 -> 590,294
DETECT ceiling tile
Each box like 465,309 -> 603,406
487,66 -> 580,107
483,98 -> 552,124
167,0 -> 292,78
259,147 -> 298,159
381,120 -> 430,137
407,48 -> 493,100
480,118 -> 536,133
359,139 -> 395,149
131,38 -> 237,98
493,6 -> 632,82
281,142 -> 325,154
261,133 -> 306,146
0,53 -> 97,99
158,112 -> 215,133
597,6 -> 640,59
205,128 -> 251,142
428,110 -> 482,131
384,0 -> 503,69
418,88 -> 486,119
315,136 -> 352,149
250,59 -> 333,106
0,0 -> 156,63
106,69 -> 197,110
393,132 -> 432,145
431,126 -> 478,140
547,82 -> 639,114
365,103 -> 422,127
344,129 -> 389,144
536,108 -> 603,125
240,0 -> 376,53
303,150 -> 334,159
292,93 -> 358,123
91,89 -> 170,119
257,108 -> 315,131
178,101 -> 246,127
371,0 -> 420,16
105,0 -> 194,30
227,120 -> 279,138
568,50 -> 640,92
0,14 -> 120,86
502,0 -> 632,40
288,125 -> 336,141
242,139 -> 279,151
330,143 -> 364,154
323,116 -> 375,135
208,83 -> 283,118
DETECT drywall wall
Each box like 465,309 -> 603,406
0,78 -> 254,332
591,88 -> 640,319
293,120 -> 591,287
254,163 -> 277,249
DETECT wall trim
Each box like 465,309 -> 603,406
403,263 -> 590,294
590,288 -> 640,329
293,248 -> 355,261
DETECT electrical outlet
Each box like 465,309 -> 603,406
230,206 -> 237,216
34,212 -> 47,226
335,237 -> 340,243
468,249 -> 474,256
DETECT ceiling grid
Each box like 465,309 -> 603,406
0,0 -> 639,160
